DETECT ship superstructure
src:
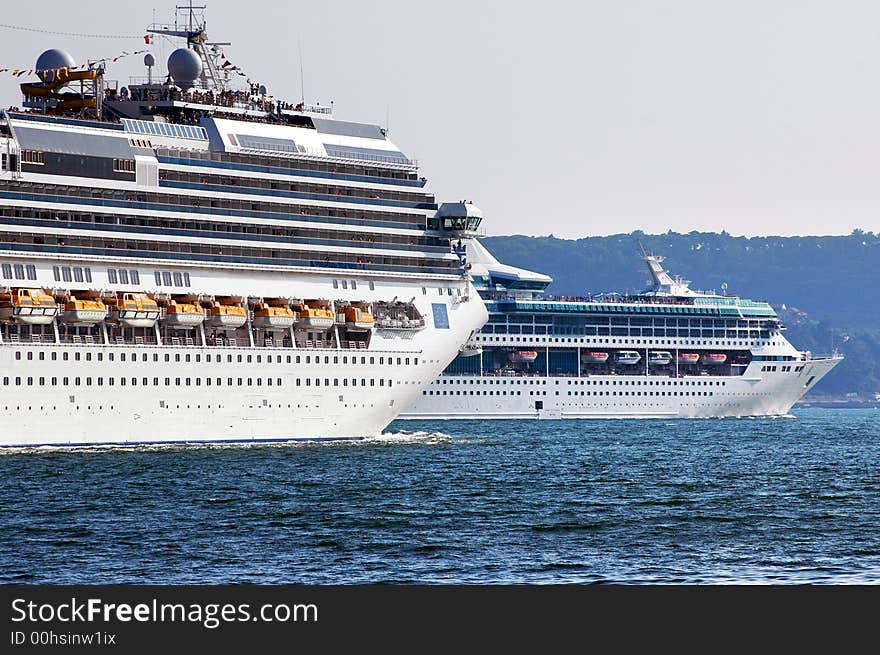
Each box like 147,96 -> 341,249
402,241 -> 841,419
0,7 -> 487,447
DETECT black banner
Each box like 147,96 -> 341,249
0,585 -> 873,651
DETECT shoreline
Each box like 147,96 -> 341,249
795,399 -> 880,409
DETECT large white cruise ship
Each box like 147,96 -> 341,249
402,241 -> 841,419
0,7 -> 487,447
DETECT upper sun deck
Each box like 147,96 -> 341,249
11,4 -> 417,173
488,295 -> 778,319
469,240 -> 777,318
3,107 -> 419,175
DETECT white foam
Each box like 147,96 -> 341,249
0,431 -> 459,455
364,430 -> 454,445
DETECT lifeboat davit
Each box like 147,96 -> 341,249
0,288 -> 58,325
343,306 -> 375,332
615,350 -> 641,365
60,296 -> 107,325
205,301 -> 248,328
581,351 -> 609,364
509,350 -> 538,363
701,353 -> 727,365
162,301 -> 206,327
107,293 -> 160,328
252,303 -> 296,329
678,353 -> 700,364
648,350 -> 673,365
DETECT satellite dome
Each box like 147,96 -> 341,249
144,53 -> 156,67
35,49 -> 76,82
167,48 -> 202,90
258,84 -> 267,96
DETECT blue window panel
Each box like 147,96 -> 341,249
323,143 -> 410,165
312,118 -> 385,140
432,303 -> 450,329
121,119 -> 208,140
236,134 -> 298,153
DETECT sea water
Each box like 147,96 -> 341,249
1,408 -> 877,584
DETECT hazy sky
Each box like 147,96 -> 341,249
2,1 -> 880,238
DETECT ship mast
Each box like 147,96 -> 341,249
147,1 -> 231,93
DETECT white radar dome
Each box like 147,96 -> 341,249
35,49 -> 76,82
167,48 -> 202,90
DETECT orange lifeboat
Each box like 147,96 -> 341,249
344,304 -> 374,331
252,299 -> 296,329
296,300 -> 334,329
0,288 -> 58,324
509,350 -> 538,363
581,351 -> 609,364
60,293 -> 107,325
701,353 -> 727,365
204,297 -> 247,329
161,296 -> 206,327
106,292 -> 160,328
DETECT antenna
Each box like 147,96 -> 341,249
386,104 -> 390,135
298,40 -> 305,104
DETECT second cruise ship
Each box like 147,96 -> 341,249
402,241 -> 841,419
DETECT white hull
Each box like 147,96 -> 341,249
401,357 -> 841,420
0,279 -> 487,447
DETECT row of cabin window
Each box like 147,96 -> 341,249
154,270 -> 191,287
0,232 -> 454,273
107,268 -> 141,285
1,263 -> 37,281
156,147 -> 418,183
20,150 -> 43,165
296,378 -> 392,387
105,268 -> 189,286
761,365 -> 802,372
426,389 -> 717,397
437,378 -> 727,386
160,169 -> 432,205
1,376 -> 391,388
0,205 -> 448,252
332,279 -> 377,291
0,179 -> 428,227
112,158 -> 136,173
17,351 -> 418,366
2,376 -> 281,387
422,287 -> 459,296
52,265 -> 93,284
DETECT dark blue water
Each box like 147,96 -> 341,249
1,408 -> 878,584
